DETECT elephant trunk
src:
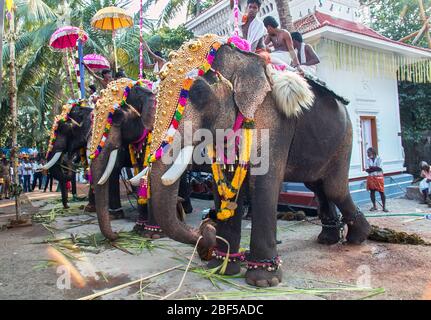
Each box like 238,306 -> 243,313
150,161 -> 216,249
91,151 -> 118,241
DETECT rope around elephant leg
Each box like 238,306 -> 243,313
159,235 -> 231,300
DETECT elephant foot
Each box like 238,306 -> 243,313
345,212 -> 371,244
132,223 -> 145,234
109,210 -> 125,221
207,258 -> 241,275
139,230 -> 166,239
84,203 -> 96,213
139,224 -> 166,239
317,226 -> 341,245
245,269 -> 282,288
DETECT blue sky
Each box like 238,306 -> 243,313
127,0 -> 188,27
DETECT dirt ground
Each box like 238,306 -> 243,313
0,185 -> 430,300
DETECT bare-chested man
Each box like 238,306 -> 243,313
291,32 -> 320,74
263,16 -> 303,73
84,66 -> 113,89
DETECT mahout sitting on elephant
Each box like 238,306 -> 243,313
130,34 -> 371,287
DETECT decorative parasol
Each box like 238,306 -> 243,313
83,54 -> 110,70
49,26 -> 88,50
50,26 -> 88,99
91,6 -> 133,72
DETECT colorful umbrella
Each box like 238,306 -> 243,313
50,26 -> 89,99
49,26 -> 88,50
83,54 -> 110,70
91,6 -> 133,71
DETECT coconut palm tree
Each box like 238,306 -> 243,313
274,0 -> 294,31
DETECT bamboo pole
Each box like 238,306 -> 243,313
399,30 -> 420,42
77,265 -> 182,300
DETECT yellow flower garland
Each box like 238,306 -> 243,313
138,132 -> 152,205
129,145 -> 139,176
210,122 -> 254,221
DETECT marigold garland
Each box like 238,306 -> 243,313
211,119 -> 254,221
138,132 -> 152,205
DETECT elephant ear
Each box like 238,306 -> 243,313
232,58 -> 271,119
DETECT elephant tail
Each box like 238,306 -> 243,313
266,65 -> 315,118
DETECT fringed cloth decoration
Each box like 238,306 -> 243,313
318,38 -> 431,84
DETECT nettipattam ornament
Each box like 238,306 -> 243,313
150,34 -> 222,158
88,78 -> 133,160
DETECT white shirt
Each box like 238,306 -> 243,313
22,162 -> 33,176
366,156 -> 383,176
33,162 -> 42,173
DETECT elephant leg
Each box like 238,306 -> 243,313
108,169 -> 125,220
139,205 -> 166,240
71,172 -> 77,199
207,186 -> 245,276
178,172 -> 193,214
133,204 -> 148,234
246,171 -> 283,287
305,181 -> 341,245
323,177 -> 371,244
84,186 -> 96,212
59,179 -> 69,209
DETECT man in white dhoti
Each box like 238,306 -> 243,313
231,0 -> 267,54
291,32 -> 320,76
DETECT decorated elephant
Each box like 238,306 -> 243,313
129,35 -> 372,287
43,100 -> 124,217
88,78 -> 196,240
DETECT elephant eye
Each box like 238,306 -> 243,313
189,79 -> 213,109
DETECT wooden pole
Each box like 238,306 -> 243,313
412,17 -> 431,45
399,30 -> 421,42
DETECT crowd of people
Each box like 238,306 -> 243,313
0,155 -> 59,201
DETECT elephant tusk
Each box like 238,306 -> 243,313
42,152 -> 62,170
161,146 -> 194,186
129,167 -> 148,187
69,118 -> 82,127
97,149 -> 118,185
